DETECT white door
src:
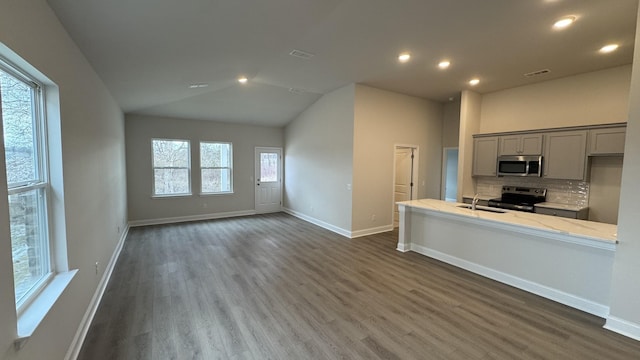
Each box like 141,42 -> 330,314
393,147 -> 415,227
255,147 -> 282,213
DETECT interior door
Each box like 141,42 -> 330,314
394,147 -> 414,227
255,147 -> 282,213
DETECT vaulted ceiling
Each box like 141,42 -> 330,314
47,0 -> 637,126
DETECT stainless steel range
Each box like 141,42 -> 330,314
487,186 -> 547,212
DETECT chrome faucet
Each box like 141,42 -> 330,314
472,193 -> 479,210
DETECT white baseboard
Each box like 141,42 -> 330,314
396,242 -> 411,252
410,244 -> 610,318
350,224 -> 394,238
128,209 -> 256,227
605,316 -> 640,341
282,207 -> 351,238
64,225 -> 129,360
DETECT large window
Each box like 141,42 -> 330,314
1,61 -> 52,310
200,142 -> 232,194
152,139 -> 191,196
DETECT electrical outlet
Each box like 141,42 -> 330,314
371,214 -> 376,221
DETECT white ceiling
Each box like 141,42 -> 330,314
47,0 -> 638,127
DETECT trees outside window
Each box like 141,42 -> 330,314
1,63 -> 52,309
200,142 -> 232,194
152,139 -> 191,196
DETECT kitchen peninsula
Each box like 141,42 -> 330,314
397,199 -> 617,317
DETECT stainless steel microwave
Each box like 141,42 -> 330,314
497,155 -> 543,177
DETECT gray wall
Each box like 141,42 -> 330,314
0,1 -> 127,359
479,65 -> 631,133
352,85 -> 443,233
283,85 -> 355,233
125,114 -> 284,223
607,4 -> 640,337
442,98 -> 461,148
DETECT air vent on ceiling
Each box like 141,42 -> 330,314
289,49 -> 315,59
524,69 -> 551,77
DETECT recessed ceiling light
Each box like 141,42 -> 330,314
599,44 -> 619,53
469,78 -> 480,86
438,60 -> 451,69
188,83 -> 209,89
237,76 -> 248,84
553,16 -> 576,29
398,53 -> 411,63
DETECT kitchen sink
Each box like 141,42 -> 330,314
457,204 -> 506,213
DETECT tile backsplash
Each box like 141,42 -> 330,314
476,177 -> 589,207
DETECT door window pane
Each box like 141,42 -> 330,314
260,153 -> 278,182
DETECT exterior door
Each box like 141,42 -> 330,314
255,147 -> 282,213
393,147 -> 415,227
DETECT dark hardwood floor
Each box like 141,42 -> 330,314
78,212 -> 640,359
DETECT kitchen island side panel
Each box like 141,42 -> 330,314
406,209 -> 614,316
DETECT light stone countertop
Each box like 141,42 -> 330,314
397,198 -> 617,245
534,202 -> 588,211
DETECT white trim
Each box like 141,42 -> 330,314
64,225 -> 129,360
282,207 -> 351,238
255,146 -> 283,214
604,316 -> 640,341
396,243 -> 411,252
350,224 -> 394,238
391,144 -> 419,228
151,138 -> 191,197
15,270 -> 78,350
408,244 -> 610,317
128,210 -> 256,227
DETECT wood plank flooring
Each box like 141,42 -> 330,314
78,213 -> 640,359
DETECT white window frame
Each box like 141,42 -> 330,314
151,138 -> 192,197
1,58 -> 54,314
200,141 -> 233,195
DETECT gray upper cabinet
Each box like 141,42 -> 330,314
499,134 -> 543,155
473,136 -> 499,176
543,130 -> 588,180
588,126 -> 626,155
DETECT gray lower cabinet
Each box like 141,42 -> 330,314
589,126 -> 626,155
473,136 -> 498,176
543,130 -> 588,180
535,206 -> 589,220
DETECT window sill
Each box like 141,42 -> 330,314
15,269 -> 78,350
199,191 -> 234,196
151,193 -> 192,199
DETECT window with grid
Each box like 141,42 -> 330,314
200,142 -> 232,194
1,61 -> 53,310
152,139 -> 191,196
